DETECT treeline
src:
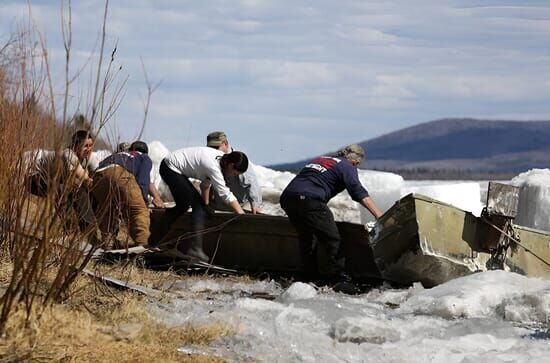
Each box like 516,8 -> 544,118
375,167 -> 517,180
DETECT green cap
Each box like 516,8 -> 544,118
206,131 -> 228,147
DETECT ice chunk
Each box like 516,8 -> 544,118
511,168 -> 550,231
89,149 -> 112,171
401,181 -> 483,216
148,140 -> 172,201
497,288 -> 550,324
399,271 -> 550,324
281,282 -> 317,301
359,170 -> 404,211
330,316 -> 400,344
359,169 -> 404,223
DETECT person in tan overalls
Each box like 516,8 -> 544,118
92,141 -> 153,248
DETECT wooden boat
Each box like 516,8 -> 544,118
148,210 -> 382,281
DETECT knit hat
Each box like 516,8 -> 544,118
206,131 -> 228,147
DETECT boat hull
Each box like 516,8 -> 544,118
149,210 -> 381,280
369,193 -> 550,287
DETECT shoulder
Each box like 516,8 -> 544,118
62,148 -> 79,163
338,158 -> 359,176
199,147 -> 224,161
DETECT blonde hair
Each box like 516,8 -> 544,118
333,144 -> 365,164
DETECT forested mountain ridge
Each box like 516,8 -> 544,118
271,118 -> 550,179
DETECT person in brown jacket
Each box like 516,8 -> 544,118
92,141 -> 153,248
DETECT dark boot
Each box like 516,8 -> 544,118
185,237 -> 209,262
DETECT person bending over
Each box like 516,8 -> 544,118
160,147 -> 248,261
93,141 -> 154,248
206,131 -> 262,214
27,130 -> 98,243
279,144 -> 383,283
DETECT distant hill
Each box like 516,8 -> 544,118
270,118 -> 550,179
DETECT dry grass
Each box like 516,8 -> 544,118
0,258 -> 236,362
1,4 -> 238,361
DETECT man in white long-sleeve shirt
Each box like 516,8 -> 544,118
206,131 -> 262,214
160,147 -> 249,261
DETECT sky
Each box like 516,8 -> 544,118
1,0 -> 550,164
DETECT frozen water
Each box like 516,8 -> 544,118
151,271 -> 550,362
88,149 -> 112,171
281,282 -> 317,301
398,270 -> 549,322
147,141 -> 173,201
511,169 -> 550,231
401,181 -> 483,216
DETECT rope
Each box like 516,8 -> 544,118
153,215 -> 240,250
205,232 -> 223,275
481,217 -> 550,268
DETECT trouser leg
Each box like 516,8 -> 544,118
286,212 -> 318,279
281,198 -> 318,279
308,202 -> 344,277
92,170 -> 119,243
71,186 -> 101,246
282,197 -> 344,278
160,161 -> 193,224
160,161 -> 208,261
73,188 -> 98,231
111,167 -> 151,246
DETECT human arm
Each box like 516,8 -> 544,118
65,150 -> 92,187
136,156 -> 153,201
228,199 -> 245,214
148,183 -> 165,208
341,161 -> 370,203
200,183 -> 211,205
360,196 -> 383,219
240,167 -> 262,214
74,164 -> 93,188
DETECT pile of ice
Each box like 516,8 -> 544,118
147,141 -> 173,201
401,181 -> 484,216
511,168 -> 550,231
88,149 -> 112,171
154,270 -> 550,362
398,270 -> 550,322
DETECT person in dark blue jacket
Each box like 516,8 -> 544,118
280,144 -> 383,282
92,141 -> 153,248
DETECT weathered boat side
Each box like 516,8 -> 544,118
370,193 -> 550,287
370,193 -> 491,287
508,225 -> 550,278
149,210 -> 380,279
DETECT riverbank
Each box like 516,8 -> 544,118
0,258 -> 233,362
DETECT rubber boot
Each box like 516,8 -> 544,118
185,237 -> 209,262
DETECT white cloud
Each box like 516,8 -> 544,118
2,0 -> 550,163
251,60 -> 339,88
334,26 -> 399,45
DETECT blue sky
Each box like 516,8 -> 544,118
1,1 -> 550,164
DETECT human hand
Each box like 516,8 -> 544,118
84,177 -> 93,188
152,196 -> 165,208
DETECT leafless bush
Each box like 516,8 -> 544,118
0,0 -> 126,334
